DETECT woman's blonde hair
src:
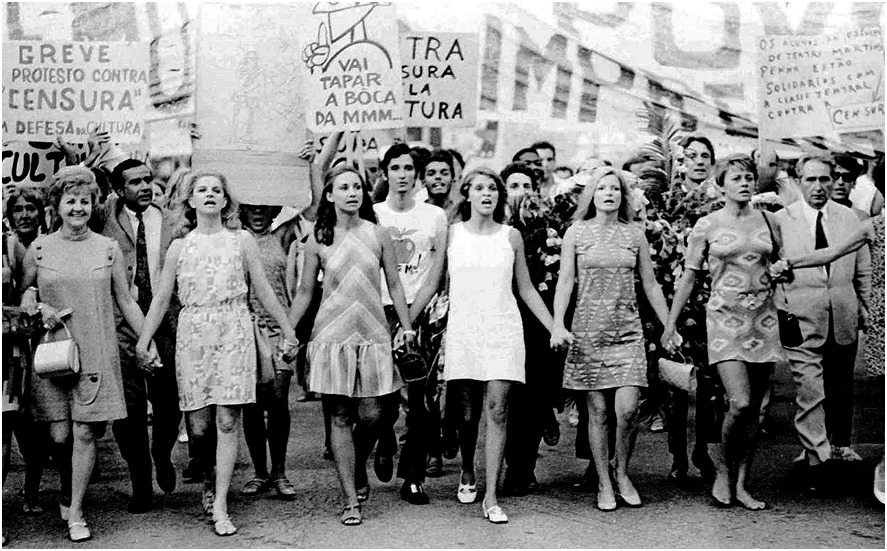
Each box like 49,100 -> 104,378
572,167 -> 632,223
176,169 -> 240,236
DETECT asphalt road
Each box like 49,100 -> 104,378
2,363 -> 884,549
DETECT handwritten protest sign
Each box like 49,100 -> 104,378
192,3 -> 309,207
2,41 -> 150,143
401,33 -> 478,127
299,3 -> 405,132
756,27 -> 884,139
147,117 -> 193,158
2,141 -> 87,188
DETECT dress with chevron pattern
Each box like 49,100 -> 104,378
563,221 -> 647,390
307,221 -> 403,398
685,211 -> 784,365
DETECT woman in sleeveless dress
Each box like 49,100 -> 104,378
663,156 -> 786,511
287,166 -> 414,526
239,204 -> 299,500
20,167 -> 148,542
550,168 -> 670,511
439,168 -> 567,524
137,170 -> 297,536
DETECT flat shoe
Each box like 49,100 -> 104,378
710,496 -> 733,509
356,484 -> 370,503
615,493 -> 643,508
340,504 -> 362,526
481,500 -> 508,523
213,515 -> 237,536
240,477 -> 271,496
272,477 -> 297,500
374,453 -> 393,483
68,521 -> 91,543
400,482 -> 429,505
457,478 -> 477,504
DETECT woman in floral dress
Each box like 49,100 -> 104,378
137,170 -> 297,537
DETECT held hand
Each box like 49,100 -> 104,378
549,325 -> 573,349
39,304 -> 63,330
769,259 -> 791,281
278,328 -> 300,364
298,139 -> 316,163
660,324 -> 677,353
135,341 -> 154,372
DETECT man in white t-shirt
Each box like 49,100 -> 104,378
373,143 -> 448,505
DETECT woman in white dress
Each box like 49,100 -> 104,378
433,167 -> 570,523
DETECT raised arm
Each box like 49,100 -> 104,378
509,227 -> 556,333
637,232 -> 670,328
303,132 -> 344,221
241,232 -> 296,343
788,219 -> 873,268
288,235 -> 322,329
550,224 -> 576,347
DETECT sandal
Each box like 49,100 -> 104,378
272,477 -> 297,500
240,477 -> 271,496
68,521 -> 91,542
481,499 -> 508,524
340,504 -> 362,526
213,515 -> 238,536
356,484 -> 370,503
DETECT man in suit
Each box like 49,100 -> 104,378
775,155 -> 871,488
95,159 -> 182,512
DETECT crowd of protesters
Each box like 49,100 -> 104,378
2,125 -> 883,541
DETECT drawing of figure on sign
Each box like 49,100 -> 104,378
231,49 -> 264,145
301,2 -> 393,74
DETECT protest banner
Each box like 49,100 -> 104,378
147,117 -> 193,158
2,41 -> 150,144
192,3 -> 310,207
299,3 -> 406,132
2,141 -> 87,188
756,26 -> 884,140
400,33 -> 479,127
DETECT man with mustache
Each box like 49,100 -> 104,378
94,159 -> 182,512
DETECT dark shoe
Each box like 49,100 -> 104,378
156,458 -> 176,494
442,431 -> 459,460
374,453 -> 394,483
542,423 -> 561,447
272,477 -> 297,501
400,481 -> 430,505
127,494 -> 153,514
426,456 -> 444,478
240,477 -> 271,496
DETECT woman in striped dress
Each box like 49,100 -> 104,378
288,166 -> 414,526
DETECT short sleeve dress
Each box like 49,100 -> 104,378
175,229 -> 256,411
563,221 -> 647,391
307,222 -> 402,398
444,223 -> 525,383
684,211 -> 784,366
29,231 -> 127,423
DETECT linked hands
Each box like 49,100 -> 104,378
549,323 -> 574,350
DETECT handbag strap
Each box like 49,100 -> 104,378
40,320 -> 72,344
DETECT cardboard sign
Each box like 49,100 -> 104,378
2,141 -> 88,188
757,27 -> 884,139
400,33 -> 479,127
192,3 -> 309,207
2,41 -> 150,143
300,3 -> 405,132
147,117 -> 192,158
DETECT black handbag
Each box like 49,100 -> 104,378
762,212 -> 803,347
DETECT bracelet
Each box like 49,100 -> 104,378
282,337 -> 300,348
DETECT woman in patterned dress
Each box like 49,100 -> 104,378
662,156 -> 785,511
287,166 -> 414,526
550,168 -> 670,511
136,170 -> 297,536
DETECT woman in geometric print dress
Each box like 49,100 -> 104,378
137,170 -> 297,537
287,166 -> 414,527
663,155 -> 784,512
550,167 -> 671,512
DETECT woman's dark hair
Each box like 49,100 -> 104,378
458,168 -> 508,223
448,149 -> 465,169
420,150 -> 454,180
380,143 -> 421,177
572,167 -> 632,223
238,204 -> 283,231
874,157 -> 884,196
5,186 -> 47,233
499,162 -> 538,191
714,155 -> 756,188
177,169 -> 240,237
314,165 -> 377,246
680,135 -> 716,165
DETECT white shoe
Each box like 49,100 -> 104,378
481,499 -> 508,524
457,474 -> 477,504
874,457 -> 885,505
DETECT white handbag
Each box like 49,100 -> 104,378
658,353 -> 697,393
33,322 -> 81,379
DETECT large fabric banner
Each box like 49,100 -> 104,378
192,3 -> 309,207
299,2 -> 406,132
401,32 -> 479,127
2,140 -> 87,188
2,41 -> 150,143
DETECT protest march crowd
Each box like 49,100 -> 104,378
1,3 -> 885,544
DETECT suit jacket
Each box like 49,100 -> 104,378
775,200 -> 871,347
95,195 -> 181,358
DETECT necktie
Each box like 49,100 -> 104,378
135,211 -> 153,313
815,210 -> 829,275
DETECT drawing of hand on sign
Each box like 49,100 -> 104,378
301,2 -> 393,74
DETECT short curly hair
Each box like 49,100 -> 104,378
47,166 -> 99,213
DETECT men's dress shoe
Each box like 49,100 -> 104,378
374,453 -> 394,483
156,458 -> 176,493
400,482 -> 429,505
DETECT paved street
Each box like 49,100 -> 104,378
2,363 -> 884,549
